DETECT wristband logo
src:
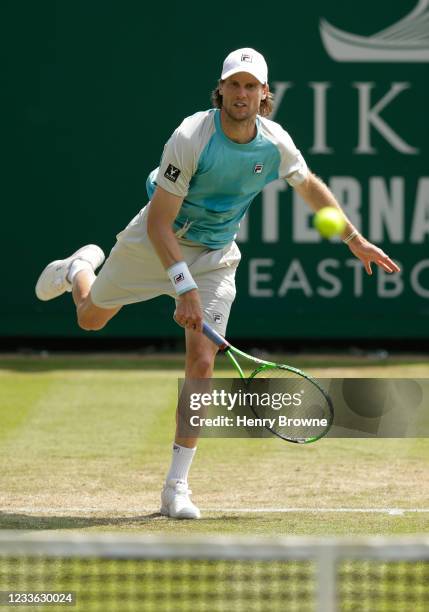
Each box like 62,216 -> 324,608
164,164 -> 181,183
174,273 -> 185,284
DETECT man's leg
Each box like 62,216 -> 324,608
71,268 -> 121,331
35,244 -> 121,330
160,329 -> 218,519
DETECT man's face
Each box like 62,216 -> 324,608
219,72 -> 267,122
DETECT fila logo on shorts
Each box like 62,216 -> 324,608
164,163 -> 181,183
241,53 -> 252,63
254,163 -> 264,174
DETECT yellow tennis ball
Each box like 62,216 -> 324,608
313,206 -> 346,238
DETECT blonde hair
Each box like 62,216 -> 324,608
210,80 -> 274,117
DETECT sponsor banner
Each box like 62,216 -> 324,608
5,0 -> 429,338
320,0 -> 429,63
229,1 -> 429,338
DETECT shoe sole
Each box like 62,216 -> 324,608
160,506 -> 200,519
35,244 -> 104,301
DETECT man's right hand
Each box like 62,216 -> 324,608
174,289 -> 204,332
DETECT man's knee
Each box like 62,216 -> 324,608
185,328 -> 219,377
186,350 -> 217,377
194,356 -> 214,377
77,312 -> 108,331
77,301 -> 116,331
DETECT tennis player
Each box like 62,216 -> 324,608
35,48 -> 400,519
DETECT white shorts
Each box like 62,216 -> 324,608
90,205 -> 241,335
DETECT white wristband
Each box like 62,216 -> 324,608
343,229 -> 359,244
167,261 -> 198,296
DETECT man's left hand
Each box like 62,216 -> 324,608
348,236 -> 401,275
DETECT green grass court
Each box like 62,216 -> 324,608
0,354 -> 428,536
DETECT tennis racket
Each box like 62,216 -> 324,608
202,322 -> 333,444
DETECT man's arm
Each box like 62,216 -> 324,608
295,172 -> 400,275
147,186 -> 203,331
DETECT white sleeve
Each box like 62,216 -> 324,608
278,132 -> 309,187
259,117 -> 309,187
155,123 -> 198,198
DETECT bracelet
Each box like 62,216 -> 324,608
167,261 -> 198,296
343,229 -> 359,244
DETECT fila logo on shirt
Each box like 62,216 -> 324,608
254,163 -> 264,174
213,312 -> 223,324
241,53 -> 253,63
164,163 -> 181,183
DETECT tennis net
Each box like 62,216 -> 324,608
0,533 -> 427,611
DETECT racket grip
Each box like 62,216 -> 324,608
202,322 -> 230,350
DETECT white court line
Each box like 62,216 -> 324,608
2,507 -> 429,515
215,508 -> 429,515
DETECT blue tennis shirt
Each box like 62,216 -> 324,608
146,108 -> 308,249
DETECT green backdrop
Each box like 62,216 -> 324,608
3,0 -> 428,339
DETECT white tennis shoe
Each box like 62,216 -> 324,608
160,479 -> 201,519
35,244 -> 105,301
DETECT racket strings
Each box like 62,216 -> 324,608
250,364 -> 303,380
248,366 -> 333,442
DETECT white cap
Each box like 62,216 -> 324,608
221,48 -> 268,84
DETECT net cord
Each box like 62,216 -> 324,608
0,533 -> 427,560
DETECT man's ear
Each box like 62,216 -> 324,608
261,84 -> 269,100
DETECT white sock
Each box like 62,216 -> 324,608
165,443 -> 196,483
67,259 -> 93,284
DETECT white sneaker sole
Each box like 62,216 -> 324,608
160,505 -> 201,520
35,244 -> 104,301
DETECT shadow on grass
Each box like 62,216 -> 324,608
0,512 -> 162,530
0,512 -> 244,530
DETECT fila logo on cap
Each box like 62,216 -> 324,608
254,163 -> 264,174
221,48 -> 268,84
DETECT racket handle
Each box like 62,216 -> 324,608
202,322 -> 230,351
